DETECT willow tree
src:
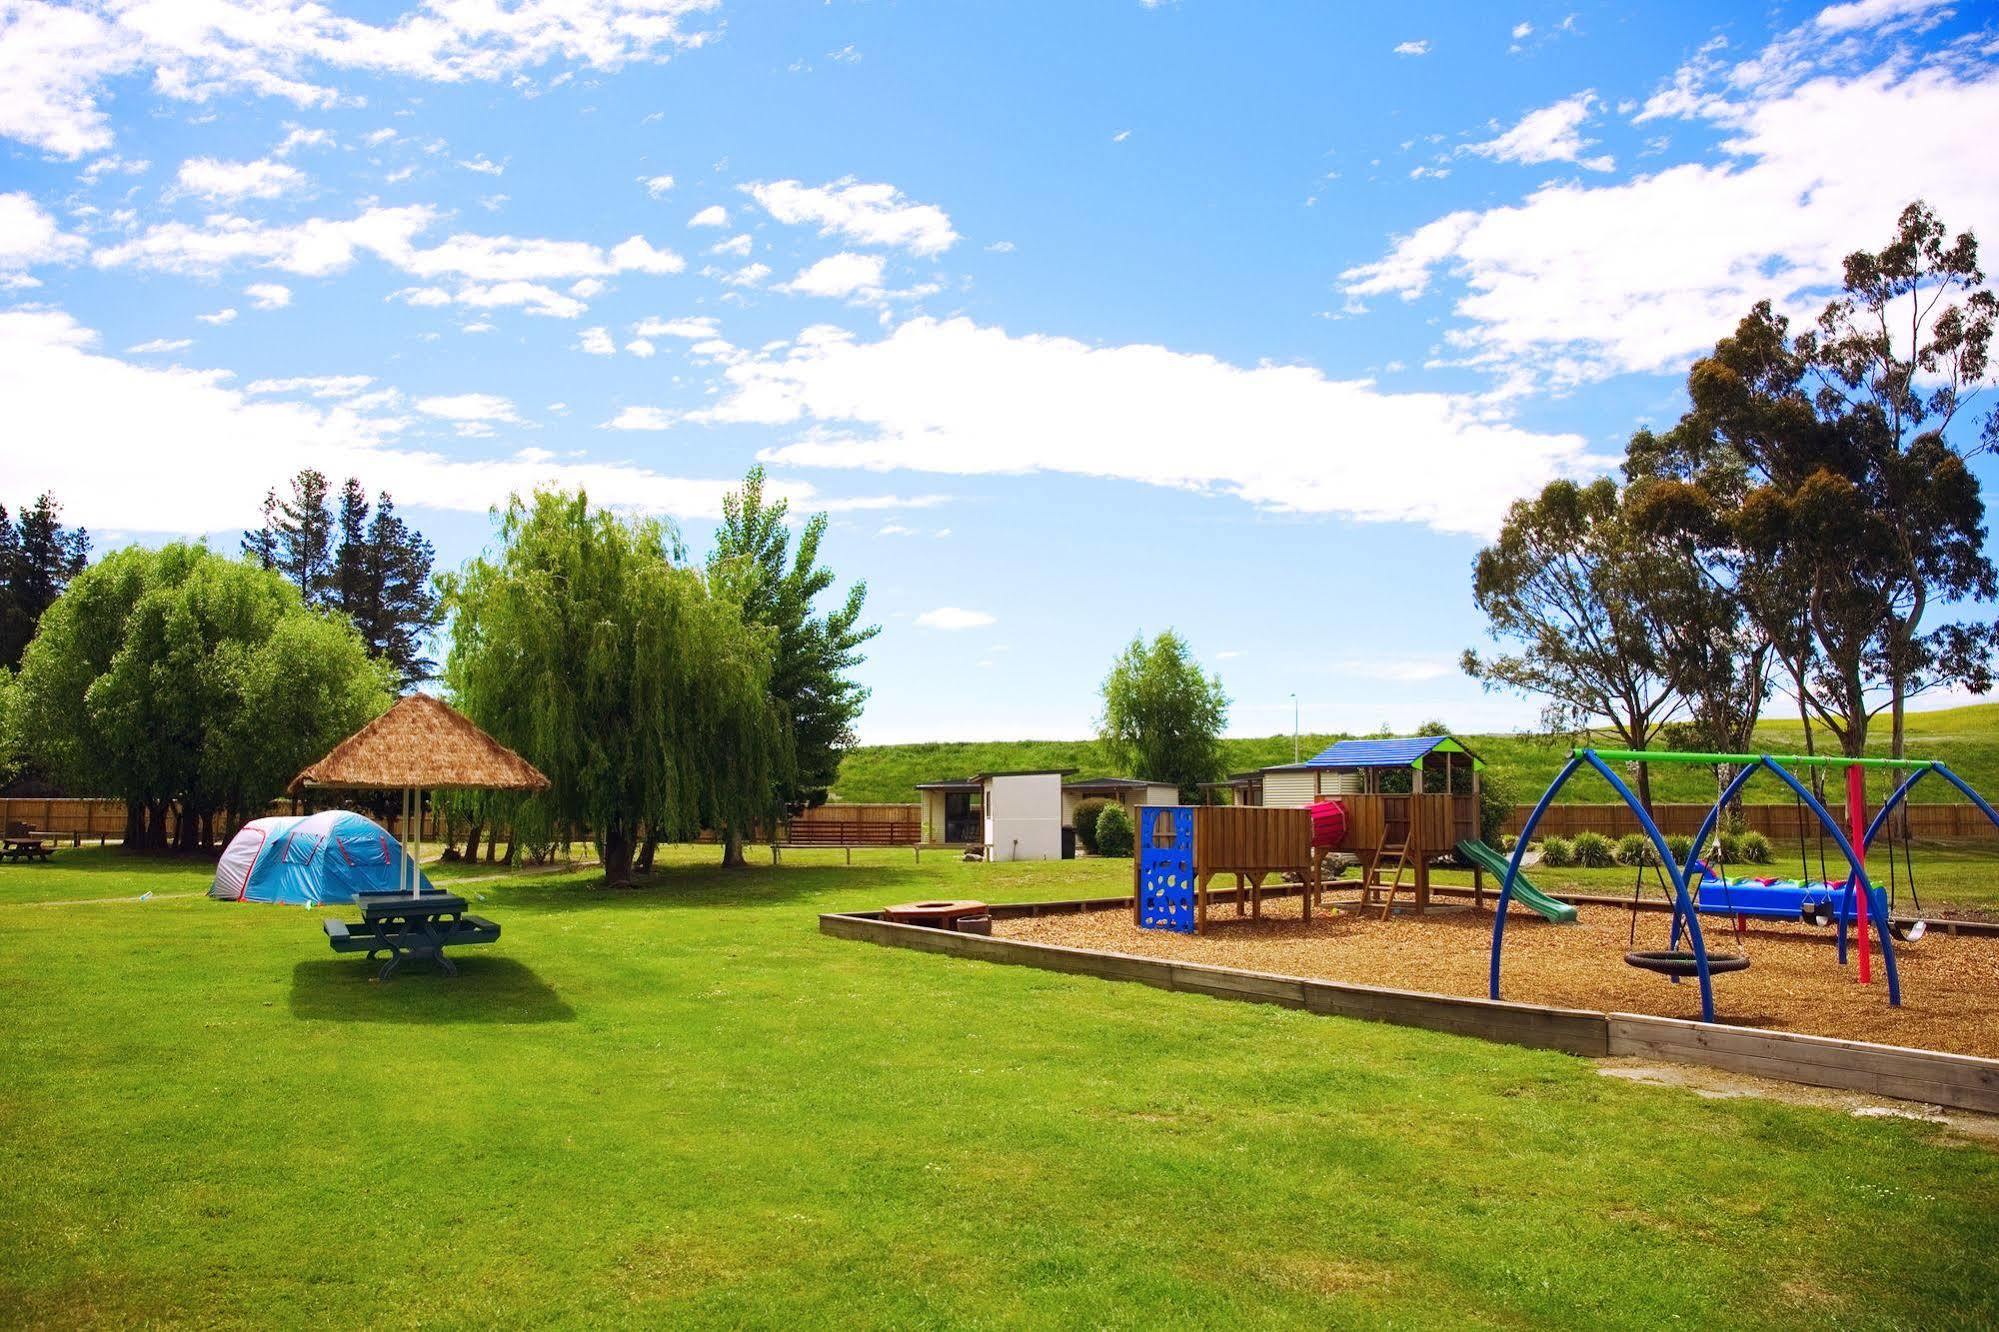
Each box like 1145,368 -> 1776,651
442,490 -> 784,884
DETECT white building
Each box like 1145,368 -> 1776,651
1061,777 -> 1180,830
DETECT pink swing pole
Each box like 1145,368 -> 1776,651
1848,763 -> 1870,985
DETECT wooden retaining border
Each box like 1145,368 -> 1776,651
821,896 -> 1999,1114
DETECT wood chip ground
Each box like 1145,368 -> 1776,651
996,892 -> 1999,1059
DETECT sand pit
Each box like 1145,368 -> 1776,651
997,892 -> 1999,1059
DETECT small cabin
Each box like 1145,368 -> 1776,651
1061,777 -> 1179,831
916,768 -> 1077,860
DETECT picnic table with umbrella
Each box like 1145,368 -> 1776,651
290,694 -> 550,977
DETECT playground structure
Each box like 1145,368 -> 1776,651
1134,805 -> 1323,933
1493,747 -> 1999,1023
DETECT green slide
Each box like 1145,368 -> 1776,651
1455,839 -> 1578,924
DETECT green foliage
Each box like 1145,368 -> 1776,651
1614,833 -> 1659,867
708,466 -> 877,811
1070,797 -> 1110,854
1477,766 -> 1515,846
1570,830 -> 1616,868
1666,833 -> 1694,863
12,542 -> 389,846
1539,836 -> 1576,868
1736,830 -> 1773,865
1096,630 -> 1230,801
1094,803 -> 1134,858
0,492 -> 90,671
443,490 -> 785,883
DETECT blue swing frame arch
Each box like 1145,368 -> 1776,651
1845,762 -> 1999,960
1491,750 -> 1904,1023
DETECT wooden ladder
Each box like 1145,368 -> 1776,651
1368,841 -> 1412,920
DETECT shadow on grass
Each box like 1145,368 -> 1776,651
290,955 -> 575,1024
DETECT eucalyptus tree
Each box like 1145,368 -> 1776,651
443,490 -> 784,884
1463,477 -> 1683,810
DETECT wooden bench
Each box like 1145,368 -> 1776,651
324,891 -> 499,979
771,819 -> 921,863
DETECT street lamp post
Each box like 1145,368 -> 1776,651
1291,693 -> 1299,764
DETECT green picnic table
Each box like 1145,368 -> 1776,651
323,891 -> 500,980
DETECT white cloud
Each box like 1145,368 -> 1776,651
79,153 -> 147,181
742,177 -> 957,255
245,281 -> 292,309
826,42 -> 861,63
1111,129 -> 1131,143
877,522 -> 916,536
687,204 -> 728,227
246,374 -> 373,398
0,192 -> 86,271
915,607 -> 995,631
273,126 -> 329,157
1511,21 -> 1533,39
635,315 -> 719,339
1,307 -> 939,535
171,156 -> 307,201
578,325 -> 616,355
639,173 -> 675,197
1465,91 -> 1614,171
0,0 -> 721,159
415,393 -> 518,427
1394,39 -> 1431,56
603,405 -> 674,430
704,316 -> 1590,536
1332,657 -> 1455,682
714,261 -> 770,287
1814,0 -> 1952,32
779,251 -> 885,299
196,306 -> 238,325
458,154 -> 505,176
709,232 -> 753,257
986,240 -> 1015,253
126,336 -> 192,353
1409,165 -> 1451,180
94,206 -> 683,304
1342,33 -> 1999,386
364,127 -> 398,146
626,337 -> 656,357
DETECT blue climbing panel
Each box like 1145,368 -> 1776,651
1137,806 -> 1195,933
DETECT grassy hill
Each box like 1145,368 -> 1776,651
832,701 -> 1999,806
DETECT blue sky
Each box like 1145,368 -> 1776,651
3,0 -> 1997,742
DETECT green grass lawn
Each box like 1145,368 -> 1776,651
830,700 -> 1999,808
6,848 -> 1999,1328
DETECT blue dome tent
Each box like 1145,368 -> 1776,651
210,810 -> 437,905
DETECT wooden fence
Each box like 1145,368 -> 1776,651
1501,802 -> 1999,841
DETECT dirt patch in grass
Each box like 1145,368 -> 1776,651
995,891 -> 1999,1058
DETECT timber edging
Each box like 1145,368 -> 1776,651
820,900 -> 1999,1114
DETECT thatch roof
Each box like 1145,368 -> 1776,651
290,694 -> 551,795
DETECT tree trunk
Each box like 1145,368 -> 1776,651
1634,761 -> 1653,817
635,832 -> 658,875
501,835 -> 516,866
463,819 -> 483,864
484,827 -> 497,863
721,825 -> 748,869
602,826 -> 637,886
123,799 -> 145,850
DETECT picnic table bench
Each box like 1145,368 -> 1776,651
1,824 -> 56,863
324,891 -> 500,980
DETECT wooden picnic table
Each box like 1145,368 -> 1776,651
1,831 -> 56,863
323,891 -> 500,980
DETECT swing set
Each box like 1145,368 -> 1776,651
1493,747 -> 1999,1023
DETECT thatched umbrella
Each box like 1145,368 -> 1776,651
291,694 -> 550,894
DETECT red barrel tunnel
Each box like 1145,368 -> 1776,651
1310,798 -> 1347,850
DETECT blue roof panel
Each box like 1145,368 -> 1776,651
1304,736 -> 1451,769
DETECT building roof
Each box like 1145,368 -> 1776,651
1299,735 -> 1483,770
1063,776 -> 1172,791
290,693 -> 551,795
971,768 -> 1078,781
914,779 -> 983,791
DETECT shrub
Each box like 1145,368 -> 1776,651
1614,833 -> 1658,867
1095,804 -> 1134,858
1539,836 -> 1577,868
1665,833 -> 1694,864
1478,768 -> 1516,848
1497,833 -> 1518,853
1071,798 -> 1110,855
1571,830 -> 1617,868
1736,830 -> 1772,865
1717,831 -> 1742,863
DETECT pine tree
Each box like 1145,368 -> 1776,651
709,467 -> 878,828
356,493 -> 440,686
0,494 -> 91,670
242,469 -> 334,606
